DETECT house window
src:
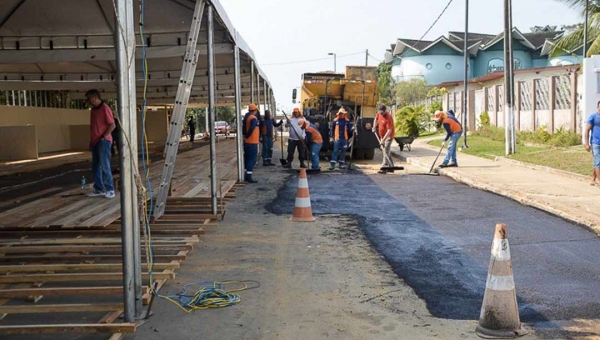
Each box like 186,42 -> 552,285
426,63 -> 433,70
488,58 -> 504,73
513,58 -> 523,70
445,63 -> 452,70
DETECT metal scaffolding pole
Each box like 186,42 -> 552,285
250,61 -> 255,103
264,83 -> 269,112
257,76 -> 261,112
503,0 -> 515,155
508,0 -> 516,152
115,0 -> 141,322
462,0 -> 469,149
234,42 -> 245,182
207,4 -> 218,215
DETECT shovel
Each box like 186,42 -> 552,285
374,132 -> 404,172
279,117 -> 287,166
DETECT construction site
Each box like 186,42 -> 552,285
1,1 -> 600,340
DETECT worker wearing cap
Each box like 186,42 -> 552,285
284,107 -> 307,168
242,104 -> 260,183
260,110 -> 283,166
373,104 -> 395,174
298,119 -> 323,171
329,107 -> 352,170
433,110 -> 462,168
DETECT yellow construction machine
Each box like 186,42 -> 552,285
292,66 -> 379,160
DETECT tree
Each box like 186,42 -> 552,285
393,78 -> 429,107
552,0 -> 600,56
377,62 -> 394,106
426,87 -> 448,98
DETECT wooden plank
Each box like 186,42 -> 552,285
0,254 -> 187,263
98,309 -> 124,324
0,236 -> 199,246
0,323 -> 136,334
0,287 -> 125,298
0,262 -> 180,273
0,244 -> 193,254
0,187 -> 63,209
0,303 -> 123,314
0,271 -> 175,283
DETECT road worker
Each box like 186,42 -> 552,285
373,104 -> 395,174
242,104 -> 260,182
260,110 -> 283,166
329,107 -> 352,170
284,107 -> 307,169
298,119 -> 323,171
433,110 -> 462,168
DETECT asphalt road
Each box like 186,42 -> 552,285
268,166 -> 600,325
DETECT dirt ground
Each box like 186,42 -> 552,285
129,148 -> 533,340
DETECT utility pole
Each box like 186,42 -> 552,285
503,0 -> 515,155
508,0 -> 516,152
584,0 -> 590,58
365,49 -> 369,66
462,0 -> 469,149
328,52 -> 337,73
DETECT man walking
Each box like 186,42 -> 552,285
86,89 -> 116,198
188,115 -> 196,144
585,101 -> 600,186
243,104 -> 260,183
283,107 -> 306,168
434,110 -> 462,168
260,110 -> 283,166
373,105 -> 395,174
298,119 -> 323,171
329,107 -> 352,170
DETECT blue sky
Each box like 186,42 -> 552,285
219,0 -> 582,111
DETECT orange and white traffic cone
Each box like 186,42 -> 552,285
291,168 -> 316,222
476,223 -> 528,339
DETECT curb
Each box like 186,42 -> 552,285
392,149 -> 600,235
493,156 -> 589,183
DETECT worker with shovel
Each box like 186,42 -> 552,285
283,108 -> 307,169
433,110 -> 462,168
298,119 -> 323,171
373,105 -> 395,174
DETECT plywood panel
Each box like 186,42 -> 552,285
0,125 -> 37,161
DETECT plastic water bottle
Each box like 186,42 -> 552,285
81,176 -> 86,190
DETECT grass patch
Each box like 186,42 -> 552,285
428,136 -> 592,176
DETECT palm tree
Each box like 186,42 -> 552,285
552,0 -> 600,56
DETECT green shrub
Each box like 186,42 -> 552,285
479,112 -> 490,126
395,105 -> 430,137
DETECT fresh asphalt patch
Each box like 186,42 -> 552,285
267,171 -> 600,324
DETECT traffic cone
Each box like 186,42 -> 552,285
476,223 -> 528,339
291,168 -> 316,222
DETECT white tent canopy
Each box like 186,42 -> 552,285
0,0 -> 272,106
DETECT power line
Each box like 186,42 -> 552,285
411,0 -> 455,49
262,51 -> 365,66
368,53 -> 382,63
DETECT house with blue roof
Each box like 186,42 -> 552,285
384,26 -> 585,86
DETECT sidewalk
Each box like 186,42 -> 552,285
392,138 -> 600,234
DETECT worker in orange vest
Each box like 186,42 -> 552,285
298,119 -> 323,171
433,110 -> 462,168
329,107 -> 352,170
242,104 -> 260,183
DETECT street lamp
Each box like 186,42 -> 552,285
328,52 -> 337,73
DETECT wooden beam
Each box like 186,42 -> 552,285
0,262 -> 179,273
0,244 -> 192,254
0,303 -> 123,314
0,286 -> 149,298
0,254 -> 186,263
0,323 -> 136,334
0,271 -> 175,283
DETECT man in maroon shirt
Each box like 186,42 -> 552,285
86,89 -> 116,198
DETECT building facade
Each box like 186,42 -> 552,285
385,26 -> 583,86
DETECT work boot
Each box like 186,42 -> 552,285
268,162 -> 277,166
328,163 -> 335,171
300,163 -> 307,169
282,162 -> 292,169
448,163 -> 458,167
439,163 -> 449,168
245,175 -> 258,183
377,170 -> 387,174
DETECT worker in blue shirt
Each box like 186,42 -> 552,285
329,107 -> 352,170
259,110 -> 283,166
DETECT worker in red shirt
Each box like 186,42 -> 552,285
433,110 -> 463,167
373,105 -> 395,174
242,104 -> 260,183
85,89 -> 116,198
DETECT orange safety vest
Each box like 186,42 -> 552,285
245,115 -> 260,144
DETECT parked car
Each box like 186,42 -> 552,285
214,121 -> 230,135
230,118 -> 237,134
